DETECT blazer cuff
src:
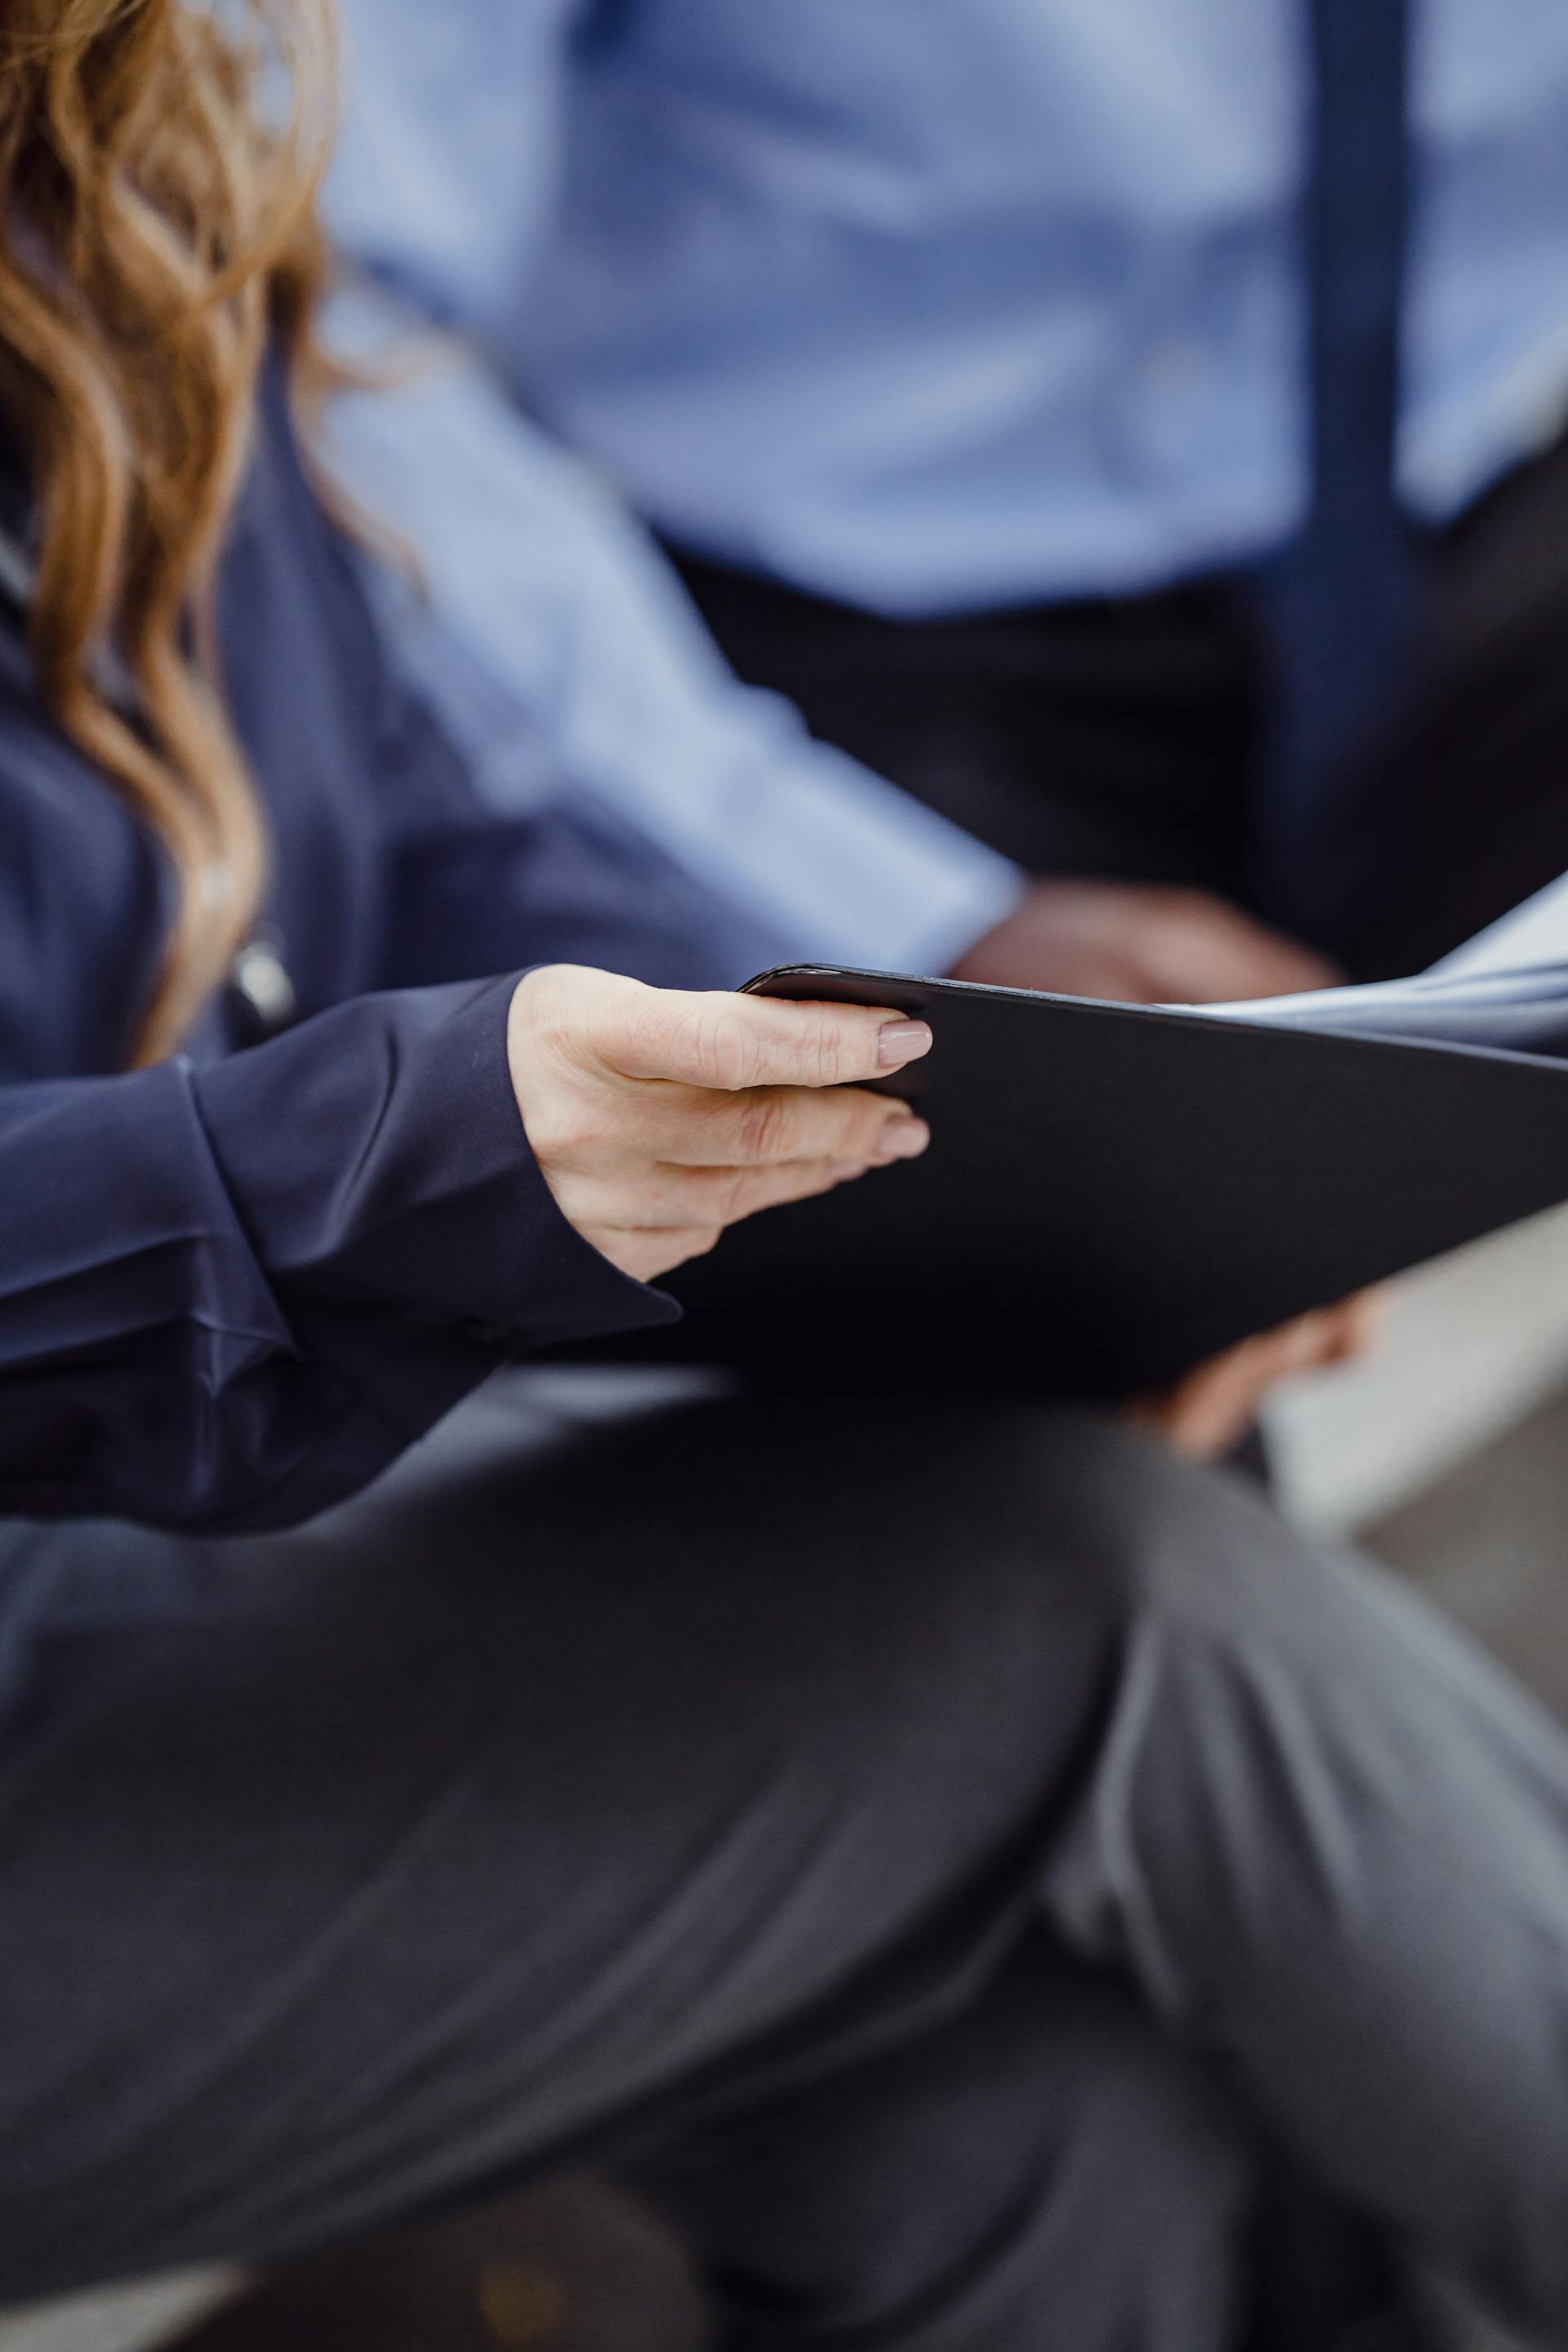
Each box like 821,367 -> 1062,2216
193,973 -> 681,1358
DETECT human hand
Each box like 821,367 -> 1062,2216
950,878 -> 1339,1005
507,966 -> 933,1283
1126,1292 -> 1386,1462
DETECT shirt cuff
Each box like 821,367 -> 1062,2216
850,835 -> 1029,978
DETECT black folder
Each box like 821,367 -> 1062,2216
644,962 -> 1568,1398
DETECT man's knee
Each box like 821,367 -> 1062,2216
1019,1408 -> 1391,1660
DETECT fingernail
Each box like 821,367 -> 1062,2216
877,1019 -> 933,1067
878,1115 -> 930,1159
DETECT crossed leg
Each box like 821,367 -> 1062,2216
2,1383 -> 1566,2345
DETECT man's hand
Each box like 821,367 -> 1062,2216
508,966 -> 932,1283
951,878 -> 1339,1005
1127,1293 -> 1385,1462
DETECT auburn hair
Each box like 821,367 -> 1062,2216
0,0 -> 338,1062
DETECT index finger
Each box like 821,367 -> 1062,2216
610,989 -> 933,1094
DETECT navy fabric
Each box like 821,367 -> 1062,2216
1255,0 -> 1419,947
0,375 -> 746,1534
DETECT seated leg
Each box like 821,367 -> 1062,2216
1,1388 -> 1565,2345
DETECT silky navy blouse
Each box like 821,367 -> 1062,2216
0,377 -> 734,1533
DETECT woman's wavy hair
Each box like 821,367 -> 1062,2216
0,0 -> 337,1062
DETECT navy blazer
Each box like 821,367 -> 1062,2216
0,379 -> 741,1533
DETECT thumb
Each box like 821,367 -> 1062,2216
603,985 -> 933,1092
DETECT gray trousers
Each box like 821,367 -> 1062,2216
2,1377 -> 1568,2349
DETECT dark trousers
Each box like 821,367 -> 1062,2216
6,1376 -> 1568,2348
670,429 -> 1568,978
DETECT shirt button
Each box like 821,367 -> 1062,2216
229,938 -> 297,1034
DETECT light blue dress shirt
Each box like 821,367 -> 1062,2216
323,0 -> 1568,964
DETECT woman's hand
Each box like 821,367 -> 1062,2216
1126,1292 -> 1385,1462
508,966 -> 933,1282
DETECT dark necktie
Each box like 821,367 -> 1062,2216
1253,0 -> 1418,954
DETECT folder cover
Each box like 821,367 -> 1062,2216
649,959 -> 1568,1397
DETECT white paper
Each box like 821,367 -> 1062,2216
1431,871 -> 1568,980
1177,867 -> 1568,1062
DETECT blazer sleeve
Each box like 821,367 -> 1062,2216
0,976 -> 678,1532
0,452 -> 693,1536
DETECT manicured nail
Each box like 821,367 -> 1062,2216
878,1115 -> 930,1159
877,1019 -> 933,1067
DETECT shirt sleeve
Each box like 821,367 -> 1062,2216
350,565 -> 779,996
0,977 -> 678,1533
316,300 -> 1026,979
